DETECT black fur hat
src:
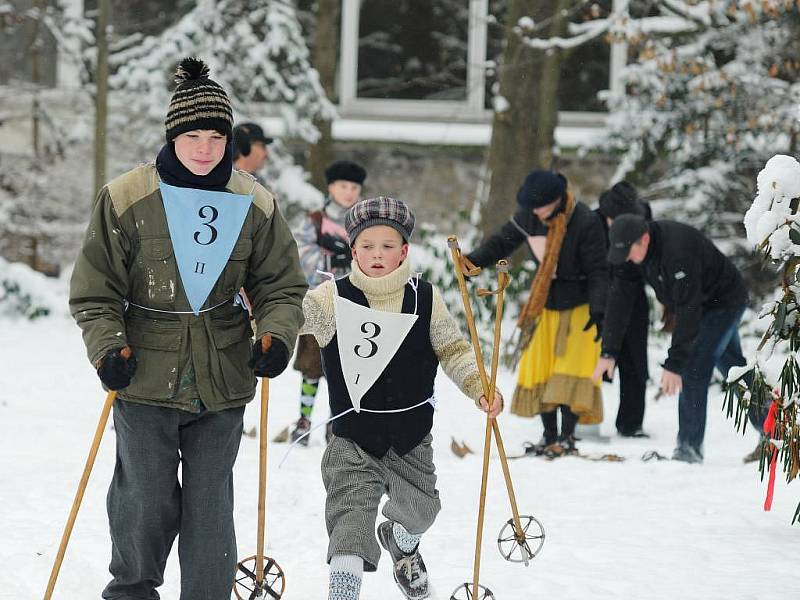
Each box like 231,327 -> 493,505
598,181 -> 642,219
325,160 -> 367,185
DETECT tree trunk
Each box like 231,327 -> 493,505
533,0 -> 570,169
94,0 -> 110,194
30,0 -> 44,158
306,0 -> 340,191
480,0 -> 570,239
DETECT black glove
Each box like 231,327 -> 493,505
329,253 -> 351,269
319,233 -> 349,254
250,336 -> 290,378
319,233 -> 350,270
96,348 -> 137,390
583,313 -> 603,343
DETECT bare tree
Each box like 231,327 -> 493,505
480,0 -> 572,238
94,0 -> 110,194
306,0 -> 340,190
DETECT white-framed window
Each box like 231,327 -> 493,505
339,0 -> 487,119
339,0 -> 626,125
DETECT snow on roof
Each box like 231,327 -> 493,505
254,116 -> 606,148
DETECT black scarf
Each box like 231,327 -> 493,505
156,141 -> 233,192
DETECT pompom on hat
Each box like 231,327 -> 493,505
164,57 -> 234,142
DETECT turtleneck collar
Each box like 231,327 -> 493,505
156,140 -> 233,192
349,259 -> 413,299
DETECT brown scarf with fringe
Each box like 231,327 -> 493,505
517,190 -> 575,332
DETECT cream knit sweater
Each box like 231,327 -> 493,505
301,259 -> 485,404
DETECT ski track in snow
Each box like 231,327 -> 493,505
1,316 -> 797,600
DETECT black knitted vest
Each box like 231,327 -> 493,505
321,276 -> 438,457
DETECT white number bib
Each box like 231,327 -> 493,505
335,294 -> 418,413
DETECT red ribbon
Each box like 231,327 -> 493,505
763,399 -> 779,511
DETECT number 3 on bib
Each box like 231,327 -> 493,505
334,295 -> 417,411
354,321 -> 381,359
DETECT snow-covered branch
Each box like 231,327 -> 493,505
109,0 -> 335,146
523,18 -> 609,50
660,0 -> 713,27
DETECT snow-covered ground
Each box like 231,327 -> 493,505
2,305 -> 798,600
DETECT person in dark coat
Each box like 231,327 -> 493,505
594,215 -> 765,463
466,170 -> 608,457
596,182 -> 651,437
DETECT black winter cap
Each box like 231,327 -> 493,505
598,181 -> 643,219
516,170 -> 567,209
608,214 -> 649,265
325,160 -> 367,185
233,122 -> 273,154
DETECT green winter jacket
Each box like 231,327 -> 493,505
69,164 -> 308,412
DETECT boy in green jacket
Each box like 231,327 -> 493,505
69,58 -> 307,599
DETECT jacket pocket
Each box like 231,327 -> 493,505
124,326 -> 182,400
220,239 -> 253,296
212,315 -> 256,397
132,237 -> 178,305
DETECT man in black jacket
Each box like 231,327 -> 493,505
594,215 -> 763,463
596,182 -> 651,438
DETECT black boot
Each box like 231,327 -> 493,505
559,405 -> 579,455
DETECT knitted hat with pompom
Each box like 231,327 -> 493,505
164,57 -> 233,142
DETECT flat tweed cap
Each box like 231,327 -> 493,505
165,57 -> 233,142
345,196 -> 415,245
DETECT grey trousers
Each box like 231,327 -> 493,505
102,399 -> 244,600
321,435 -> 441,572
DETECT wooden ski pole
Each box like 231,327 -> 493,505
480,264 -> 527,549
450,244 -> 526,544
44,346 -> 130,600
447,236 -> 496,599
490,422 -> 526,542
256,337 -> 272,589
447,236 -> 491,393
448,238 -> 529,596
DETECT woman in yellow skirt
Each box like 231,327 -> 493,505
466,170 -> 607,456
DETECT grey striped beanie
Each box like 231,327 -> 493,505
345,196 -> 415,245
165,57 -> 233,142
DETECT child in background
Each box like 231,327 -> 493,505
290,160 -> 367,444
302,196 -> 503,600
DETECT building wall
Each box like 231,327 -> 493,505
310,141 -> 619,237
